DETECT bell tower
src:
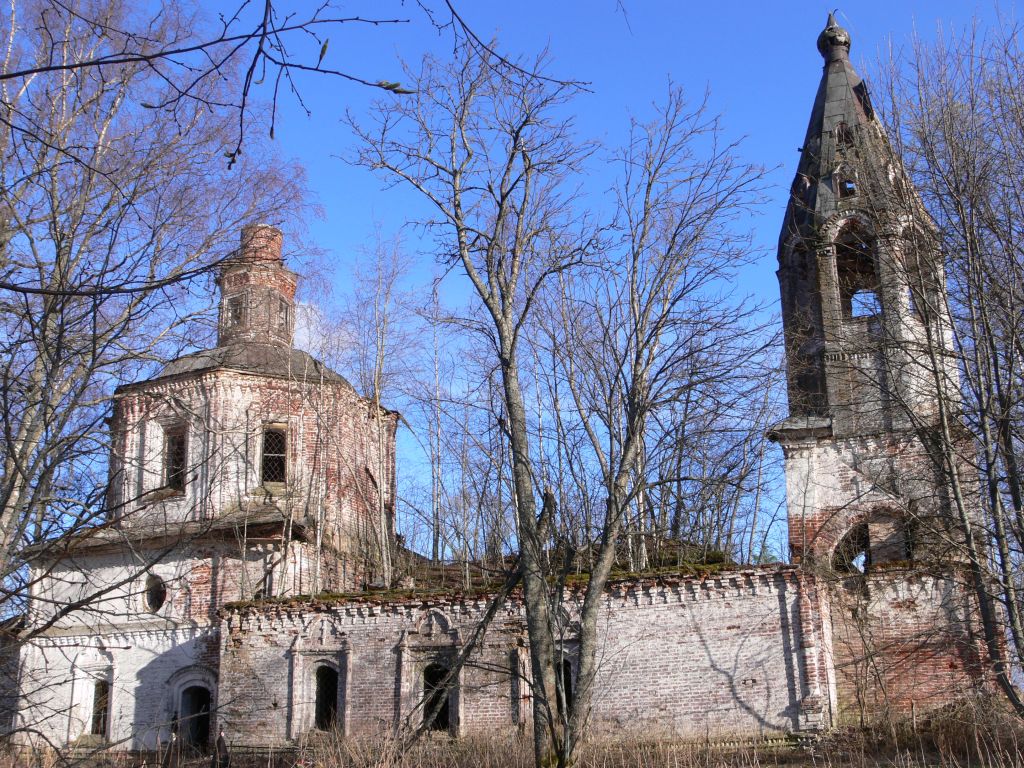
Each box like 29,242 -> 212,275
772,15 -> 959,567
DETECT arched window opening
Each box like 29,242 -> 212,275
227,295 -> 245,327
278,298 -> 289,330
836,121 -> 855,147
833,522 -> 870,574
557,658 -> 574,718
835,226 -> 879,319
314,665 -> 339,731
423,663 -> 451,732
180,685 -> 211,751
145,575 -> 167,613
90,679 -> 110,737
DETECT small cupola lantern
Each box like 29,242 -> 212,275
216,224 -> 298,347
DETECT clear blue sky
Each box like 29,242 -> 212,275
261,1 -> 1011,308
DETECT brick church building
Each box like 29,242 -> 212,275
7,15 -> 987,753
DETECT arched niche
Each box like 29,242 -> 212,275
288,617 -> 350,739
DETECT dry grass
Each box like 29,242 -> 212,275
3,700 -> 1022,768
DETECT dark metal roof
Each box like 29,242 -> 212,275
131,342 -> 354,391
779,14 -> 901,245
23,505 -> 310,560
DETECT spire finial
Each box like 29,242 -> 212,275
817,11 -> 851,60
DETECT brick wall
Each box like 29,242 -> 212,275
217,566 -> 825,746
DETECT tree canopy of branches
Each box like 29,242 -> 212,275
0,0 -> 305,616
876,19 -> 1024,716
353,38 -> 773,766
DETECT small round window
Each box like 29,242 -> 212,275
145,575 -> 167,613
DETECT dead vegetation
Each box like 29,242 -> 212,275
4,699 -> 1022,768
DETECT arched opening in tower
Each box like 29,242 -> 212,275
833,521 -> 871,573
835,225 -> 880,319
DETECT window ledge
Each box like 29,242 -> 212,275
253,483 -> 289,498
141,487 -> 185,504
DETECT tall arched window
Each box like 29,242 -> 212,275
314,665 -> 339,730
90,679 -> 110,737
423,663 -> 451,732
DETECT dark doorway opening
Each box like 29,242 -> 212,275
423,663 -> 451,732
314,665 -> 339,730
180,685 -> 211,752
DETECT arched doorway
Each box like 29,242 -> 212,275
422,663 -> 450,732
180,685 -> 211,752
314,665 -> 338,730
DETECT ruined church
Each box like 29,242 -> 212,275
7,16 -> 987,753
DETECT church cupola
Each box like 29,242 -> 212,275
776,14 -> 951,437
217,224 -> 297,347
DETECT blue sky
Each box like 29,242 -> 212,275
260,1 -> 1011,308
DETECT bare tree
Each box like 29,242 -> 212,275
529,87 -> 770,761
352,38 -> 592,764
353,33 -> 781,762
0,0 -> 307,743
872,19 -> 1024,714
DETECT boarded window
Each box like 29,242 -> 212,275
423,663 -> 451,732
91,679 -> 110,737
261,429 -> 286,484
314,665 -> 338,730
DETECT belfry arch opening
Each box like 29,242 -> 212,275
833,522 -> 871,574
832,512 -> 916,575
422,662 -> 451,732
835,224 -> 880,319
